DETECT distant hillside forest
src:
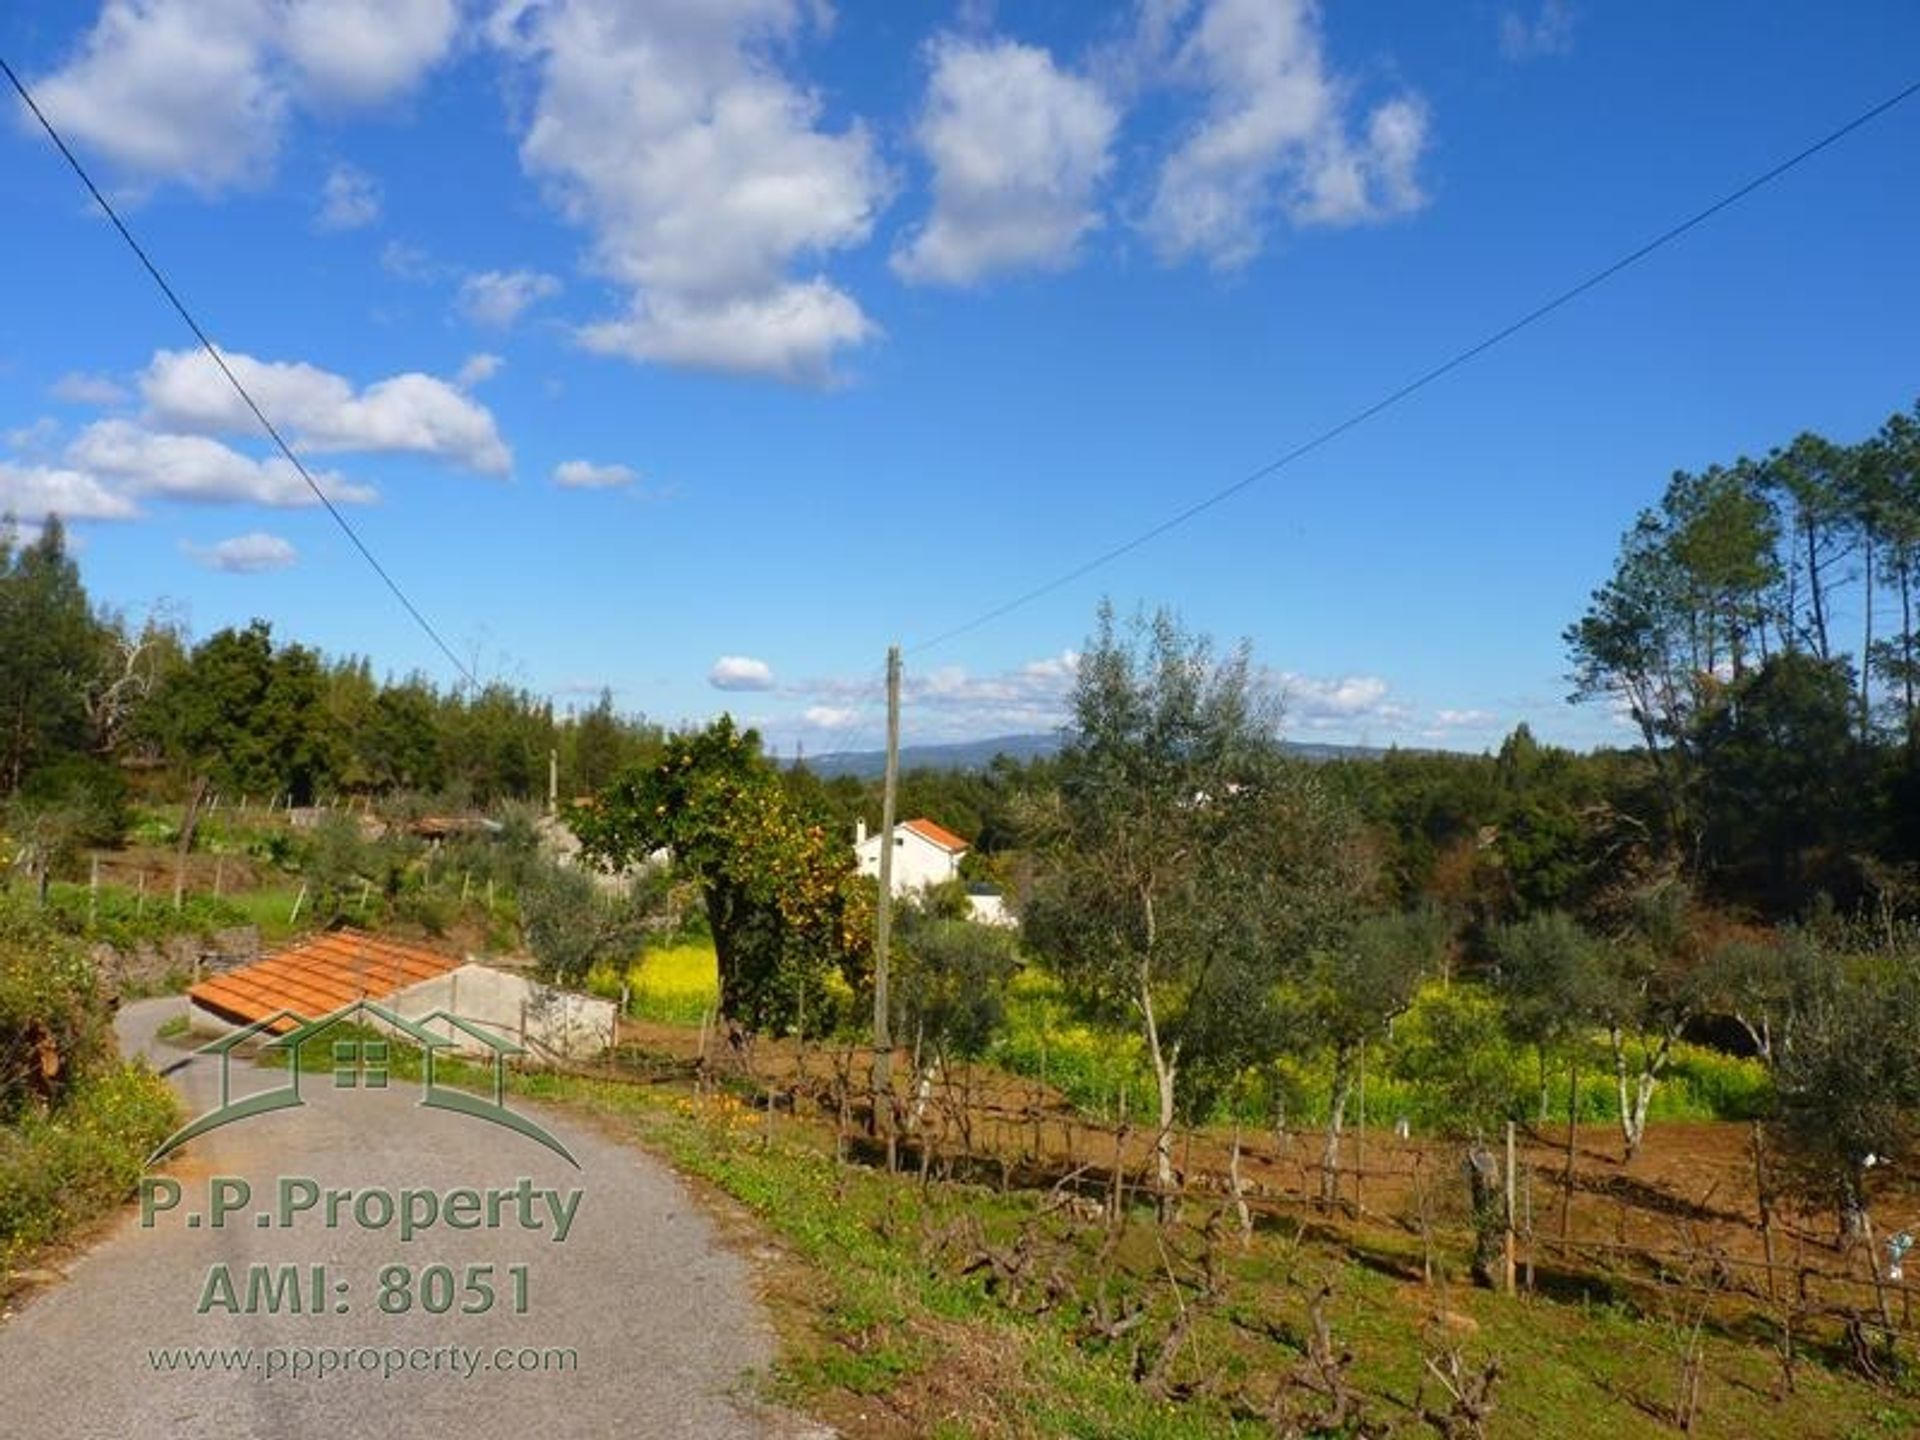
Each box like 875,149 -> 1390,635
3,395 -> 1918,929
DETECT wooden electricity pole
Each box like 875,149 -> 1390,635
871,645 -> 902,1150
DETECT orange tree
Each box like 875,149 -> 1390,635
570,716 -> 871,1032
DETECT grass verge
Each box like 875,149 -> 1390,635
510,1062 -> 1920,1439
1,1063 -> 179,1282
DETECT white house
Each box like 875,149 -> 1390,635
855,817 -> 968,895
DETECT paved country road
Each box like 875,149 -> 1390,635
0,997 -> 813,1439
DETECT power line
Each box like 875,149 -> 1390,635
2,55 -> 479,690
906,75 -> 1920,658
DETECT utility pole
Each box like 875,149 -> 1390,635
871,645 -> 902,1149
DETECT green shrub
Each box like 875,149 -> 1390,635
0,901 -> 111,1119
0,902 -> 180,1259
127,809 -> 180,847
18,756 -> 131,851
390,887 -> 453,936
0,1063 -> 178,1260
40,883 -> 247,950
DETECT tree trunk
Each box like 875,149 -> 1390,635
1734,1012 -> 1772,1067
1628,1070 -> 1658,1161
1842,1166 -> 1871,1244
1613,1025 -> 1675,1162
1227,1122 -> 1253,1244
1609,1026 -> 1638,1161
1902,559 -> 1916,748
1465,1141 -> 1504,1288
1137,897 -> 1178,1195
1321,1048 -> 1354,1206
1807,516 -> 1831,661
1861,540 -> 1875,741
1148,1049 -> 1177,1193
8,697 -> 29,794
705,886 -> 741,1021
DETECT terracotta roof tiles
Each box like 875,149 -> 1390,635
189,929 -> 462,1033
902,817 -> 969,854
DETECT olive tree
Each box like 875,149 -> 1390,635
1492,910 -> 1608,1124
519,861 -> 656,989
1293,907 -> 1447,1204
1024,604 -> 1370,1190
1596,882 -> 1712,1162
1771,958 -> 1920,1241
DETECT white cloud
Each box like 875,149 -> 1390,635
0,459 -> 140,521
802,705 -> 858,730
27,0 -> 458,193
380,240 -> 452,282
51,372 -> 130,406
1141,0 -> 1430,268
892,36 -> 1118,286
782,652 -> 1444,747
1500,0 -> 1576,61
4,418 -> 61,453
491,0 -> 887,382
1433,707 -> 1498,728
455,353 -> 505,388
1270,669 -> 1415,732
552,459 -> 636,489
456,269 -> 562,329
281,0 -> 459,105
709,655 -> 775,691
794,650 -> 1079,742
317,161 -> 382,230
140,347 -> 512,474
576,282 -> 875,379
66,418 -> 376,506
186,530 -> 298,573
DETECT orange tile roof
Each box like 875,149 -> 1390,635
903,817 -> 969,854
189,929 -> 462,1033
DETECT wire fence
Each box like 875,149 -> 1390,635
565,1030 -> 1920,1348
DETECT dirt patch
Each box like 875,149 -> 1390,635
597,1025 -> 1920,1342
91,846 -> 266,897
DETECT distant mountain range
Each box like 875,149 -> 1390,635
797,732 -> 1397,779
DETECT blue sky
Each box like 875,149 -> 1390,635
3,1 -> 1917,758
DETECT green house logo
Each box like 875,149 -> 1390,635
147,999 -> 578,1169
333,1038 -> 388,1089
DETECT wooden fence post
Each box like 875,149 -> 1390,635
1561,1063 -> 1579,1246
1752,1121 -> 1778,1304
1354,1036 -> 1366,1215
1524,1157 -> 1535,1294
1504,1121 -> 1518,1295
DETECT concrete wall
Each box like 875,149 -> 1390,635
187,961 -> 617,1062
388,963 -> 617,1061
966,893 -> 1014,928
